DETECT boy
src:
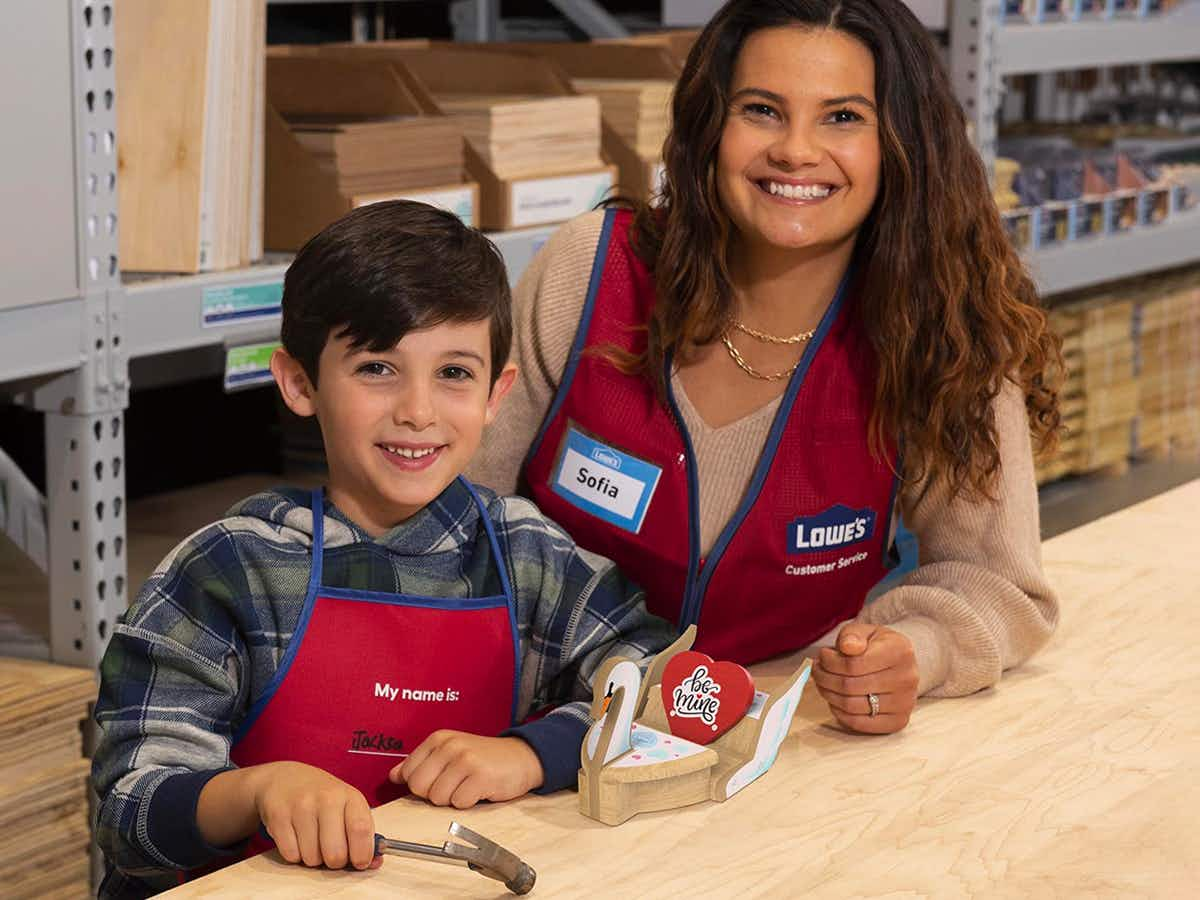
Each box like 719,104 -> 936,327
92,201 -> 674,898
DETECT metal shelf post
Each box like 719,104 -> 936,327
27,0 -> 129,670
951,0 -> 1002,179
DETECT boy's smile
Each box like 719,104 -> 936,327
273,319 -> 516,536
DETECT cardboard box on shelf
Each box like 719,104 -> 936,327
266,38 -> 430,59
264,56 -> 477,252
305,43 -> 617,230
597,28 -> 700,69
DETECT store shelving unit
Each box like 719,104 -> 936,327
951,1 -> 1200,291
2,0 -> 1199,670
995,13 -> 1200,75
1028,207 -> 1200,295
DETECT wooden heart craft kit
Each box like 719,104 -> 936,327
578,626 -> 812,826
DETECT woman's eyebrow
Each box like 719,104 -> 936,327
730,87 -> 788,106
822,94 -> 877,112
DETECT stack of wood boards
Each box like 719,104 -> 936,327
1037,295 -> 1138,484
117,0 -> 266,272
0,658 -> 96,900
265,56 -> 474,250
1134,267 -> 1200,455
570,79 -> 673,159
566,80 -> 672,159
435,94 -> 603,179
287,115 -> 463,195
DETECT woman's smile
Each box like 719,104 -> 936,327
754,177 -> 842,204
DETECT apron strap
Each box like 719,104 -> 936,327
459,476 -> 515,609
306,488 -> 326,603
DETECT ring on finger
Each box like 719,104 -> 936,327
867,692 -> 880,717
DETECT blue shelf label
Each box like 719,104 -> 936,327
202,282 -> 283,328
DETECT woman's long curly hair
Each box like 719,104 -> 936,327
629,0 -> 1062,499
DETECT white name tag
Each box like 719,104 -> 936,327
550,427 -> 662,534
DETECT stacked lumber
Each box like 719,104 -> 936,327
287,114 -> 464,195
1135,268 -> 1200,456
117,0 -> 266,272
435,94 -> 604,179
1037,295 -> 1138,484
570,78 -> 673,159
0,658 -> 96,900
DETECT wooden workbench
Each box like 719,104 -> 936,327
165,480 -> 1200,898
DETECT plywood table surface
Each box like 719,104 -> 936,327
165,480 -> 1200,898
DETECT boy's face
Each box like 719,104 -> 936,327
273,319 -> 516,536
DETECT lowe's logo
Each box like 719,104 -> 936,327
787,505 -> 876,554
591,447 -> 621,470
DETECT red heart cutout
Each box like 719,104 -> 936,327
661,650 -> 754,745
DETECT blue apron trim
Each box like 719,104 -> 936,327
678,266 -> 855,630
880,446 -> 904,571
316,587 -> 511,610
662,356 -> 703,635
461,476 -> 522,725
522,207 -> 618,475
232,489 -> 327,743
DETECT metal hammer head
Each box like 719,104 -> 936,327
444,821 -> 536,895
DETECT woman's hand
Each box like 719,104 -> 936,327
812,623 -> 919,734
391,732 -> 544,809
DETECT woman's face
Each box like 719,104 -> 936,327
716,26 -> 881,257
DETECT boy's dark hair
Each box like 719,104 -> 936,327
281,200 -> 512,387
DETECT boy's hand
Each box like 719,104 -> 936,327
391,732 -> 544,809
252,761 -> 382,870
812,623 -> 919,734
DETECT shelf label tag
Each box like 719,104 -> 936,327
224,341 -> 281,392
510,170 -> 614,228
202,282 -> 283,328
354,185 -> 476,226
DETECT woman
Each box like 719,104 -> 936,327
470,0 -> 1061,735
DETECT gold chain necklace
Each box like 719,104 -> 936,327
731,320 -> 816,345
721,332 -> 803,381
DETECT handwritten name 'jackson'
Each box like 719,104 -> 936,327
350,730 -> 404,753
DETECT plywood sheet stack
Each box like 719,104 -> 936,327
117,0 -> 266,273
456,42 -> 680,201
0,658 -> 95,900
570,78 -> 673,159
288,114 -> 464,196
435,94 -> 603,180
1134,267 -> 1200,456
1037,295 -> 1138,484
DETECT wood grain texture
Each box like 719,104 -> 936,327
0,657 -> 94,898
162,479 -> 1200,898
115,0 -> 211,272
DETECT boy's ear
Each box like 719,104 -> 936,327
484,362 -> 519,426
271,348 -> 318,418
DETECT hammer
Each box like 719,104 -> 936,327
374,821 -> 536,894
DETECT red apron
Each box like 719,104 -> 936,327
521,209 -> 900,665
227,479 -> 518,856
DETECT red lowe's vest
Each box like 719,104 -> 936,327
522,209 -> 899,665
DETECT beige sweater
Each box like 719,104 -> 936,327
469,210 -> 1059,698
